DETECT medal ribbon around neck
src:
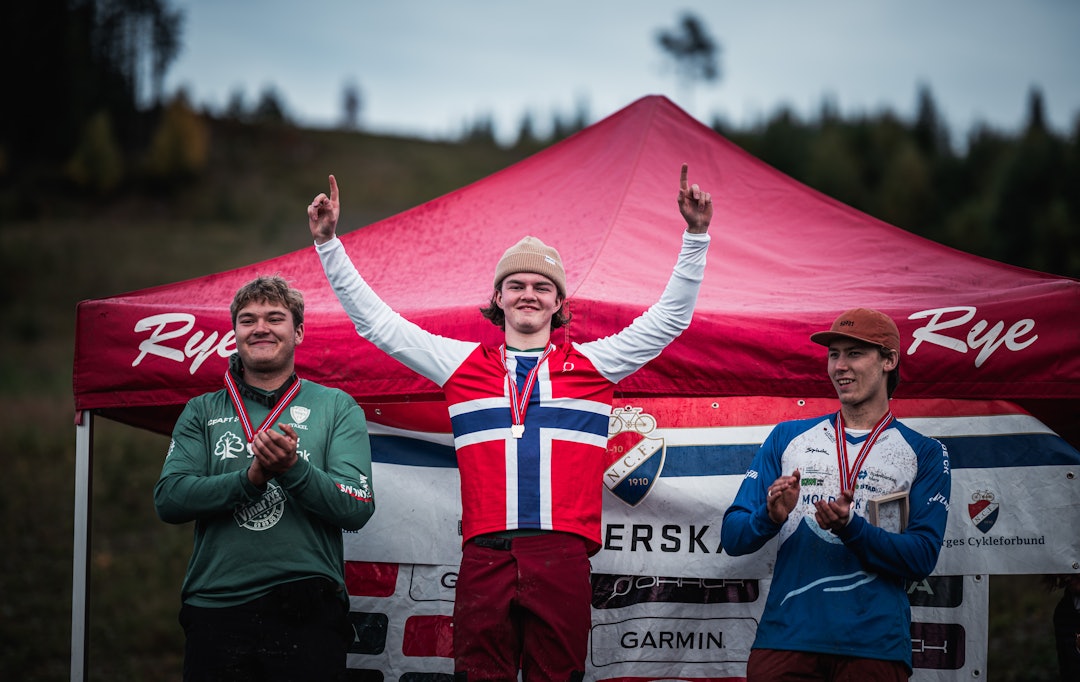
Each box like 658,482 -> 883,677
501,344 -> 554,439
224,370 -> 302,445
834,410 -> 893,494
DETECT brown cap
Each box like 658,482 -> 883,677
810,308 -> 900,351
493,236 -> 566,297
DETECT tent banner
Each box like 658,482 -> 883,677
347,397 -> 1080,577
342,564 -> 988,680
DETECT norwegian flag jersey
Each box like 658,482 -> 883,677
317,231 -> 710,554
445,344 -> 615,550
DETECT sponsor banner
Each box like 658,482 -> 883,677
349,462 -> 463,567
346,398 -> 1080,577
936,467 -> 1077,575
345,564 -> 455,678
907,575 -> 989,681
342,561 -> 988,681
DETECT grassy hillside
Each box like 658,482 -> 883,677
0,120 -> 530,681
0,120 -> 1064,680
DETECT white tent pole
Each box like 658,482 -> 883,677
71,411 -> 93,682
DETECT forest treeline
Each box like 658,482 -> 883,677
724,88 -> 1080,280
2,1 -> 1077,279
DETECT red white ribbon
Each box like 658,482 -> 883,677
501,344 -> 553,439
834,410 -> 893,494
224,371 -> 301,445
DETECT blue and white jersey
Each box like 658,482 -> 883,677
721,413 -> 951,671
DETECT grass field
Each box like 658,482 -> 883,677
0,120 -> 1067,680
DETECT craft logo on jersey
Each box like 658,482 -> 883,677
968,488 -> 999,534
604,406 -> 665,507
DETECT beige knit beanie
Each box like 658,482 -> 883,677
492,236 -> 566,297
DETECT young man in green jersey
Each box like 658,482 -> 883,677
154,275 -> 375,681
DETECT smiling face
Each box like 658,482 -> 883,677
234,300 -> 304,387
495,272 -> 564,346
827,339 -> 897,417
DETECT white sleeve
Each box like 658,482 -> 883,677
315,238 -> 477,387
578,230 -> 710,383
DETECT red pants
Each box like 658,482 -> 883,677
453,532 -> 591,681
747,648 -> 909,681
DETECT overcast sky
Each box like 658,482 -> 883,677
164,1 -> 1080,146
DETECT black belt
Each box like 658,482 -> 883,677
472,536 -> 513,551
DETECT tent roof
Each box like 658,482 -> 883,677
73,95 -> 1080,440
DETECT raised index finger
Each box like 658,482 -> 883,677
328,174 -> 339,203
679,164 -> 689,192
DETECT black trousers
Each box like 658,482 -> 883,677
179,578 -> 352,682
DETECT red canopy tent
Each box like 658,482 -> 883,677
70,95 -> 1080,678
74,95 -> 1080,439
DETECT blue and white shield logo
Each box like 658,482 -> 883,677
604,406 -> 665,507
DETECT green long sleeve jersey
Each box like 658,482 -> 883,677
154,379 -> 374,607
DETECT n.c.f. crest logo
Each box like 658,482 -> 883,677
604,406 -> 665,507
968,488 -> 999,534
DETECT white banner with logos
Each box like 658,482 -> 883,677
341,400 -> 1077,679
347,409 -> 1080,577
342,562 -> 988,680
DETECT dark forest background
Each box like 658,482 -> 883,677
1,2 -> 1075,680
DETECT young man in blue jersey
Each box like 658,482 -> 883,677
721,308 -> 951,681
307,166 -> 713,681
154,275 -> 375,681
